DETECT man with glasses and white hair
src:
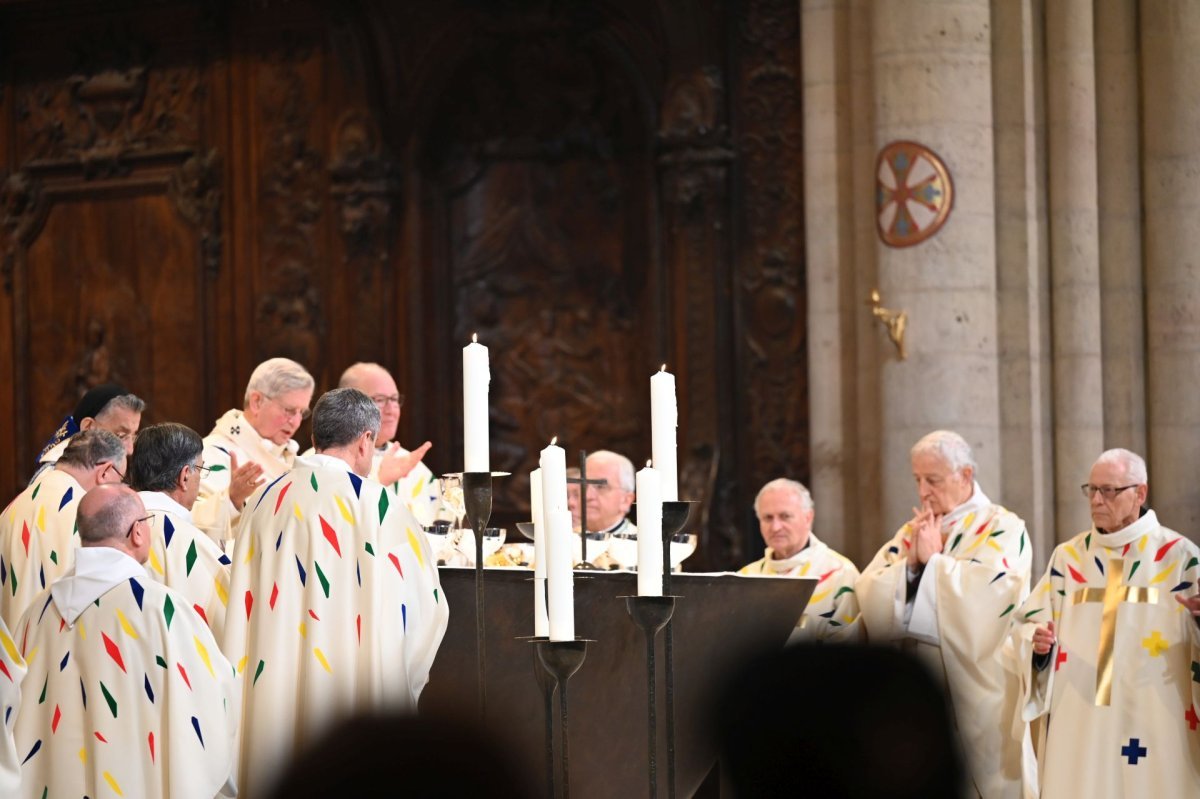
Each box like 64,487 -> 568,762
12,483 -> 237,799
1010,448 -> 1200,798
738,478 -> 862,642
0,429 -> 127,630
128,422 -> 232,638
29,383 -> 145,481
856,430 -> 1036,798
194,356 -> 315,545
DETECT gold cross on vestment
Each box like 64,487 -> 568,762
1069,558 -> 1159,706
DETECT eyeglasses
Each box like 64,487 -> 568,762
1080,484 -> 1139,500
267,396 -> 311,420
105,461 -> 125,480
189,463 -> 213,477
370,394 -> 405,409
126,513 -> 154,538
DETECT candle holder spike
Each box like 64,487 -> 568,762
534,638 -> 592,799
459,470 -> 509,718
622,595 -> 677,799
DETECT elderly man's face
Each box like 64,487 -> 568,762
1086,459 -> 1147,532
584,459 -> 634,531
86,406 -> 142,456
346,367 -> 402,443
911,451 -> 974,516
566,482 -> 582,531
756,487 -> 813,560
247,387 -> 313,446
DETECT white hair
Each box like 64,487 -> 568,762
587,450 -> 635,492
244,357 -> 315,405
1094,448 -> 1148,485
910,430 -> 977,474
753,478 -> 813,516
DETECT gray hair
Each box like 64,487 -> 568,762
58,429 -> 126,469
587,450 -> 635,492
753,478 -> 814,516
96,393 -> 146,419
78,487 -> 143,545
1094,448 -> 1148,485
244,357 -> 315,405
312,388 -> 381,450
129,423 -> 203,492
910,430 -> 977,474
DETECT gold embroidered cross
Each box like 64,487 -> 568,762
1069,558 -> 1158,706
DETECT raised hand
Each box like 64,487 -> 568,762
228,451 -> 265,510
908,504 -> 944,566
377,440 -> 433,486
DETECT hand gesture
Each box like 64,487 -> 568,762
909,504 -> 944,566
377,440 -> 433,486
1032,620 -> 1056,655
1174,592 -> 1200,620
228,451 -> 265,510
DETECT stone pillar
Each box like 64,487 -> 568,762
1045,0 -> 1104,540
1141,2 -> 1200,533
870,0 -> 1001,528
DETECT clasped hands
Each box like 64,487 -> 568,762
906,503 -> 944,570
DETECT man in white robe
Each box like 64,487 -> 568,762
29,383 -> 143,482
1012,448 -> 1200,797
0,616 -> 25,797
223,387 -> 448,796
856,430 -> 1035,798
194,357 -> 315,545
129,422 -> 232,639
0,430 -> 127,630
738,478 -> 861,642
12,483 -> 237,799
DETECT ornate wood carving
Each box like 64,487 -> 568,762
0,170 -> 48,294
329,110 -> 401,265
168,148 -> 223,276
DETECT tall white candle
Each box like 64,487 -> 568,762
650,366 -> 678,501
530,467 -> 548,636
636,465 -> 663,596
463,335 -> 490,472
539,440 -> 567,513
545,508 -> 575,641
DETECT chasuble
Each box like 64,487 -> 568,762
0,616 -> 25,796
1008,510 -> 1200,797
856,484 -> 1036,798
13,547 -> 237,799
222,453 -> 449,796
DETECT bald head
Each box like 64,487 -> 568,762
77,484 -> 145,547
339,362 -> 401,442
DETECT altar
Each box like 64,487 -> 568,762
423,568 -> 815,798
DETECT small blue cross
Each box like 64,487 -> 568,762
1121,738 -> 1147,765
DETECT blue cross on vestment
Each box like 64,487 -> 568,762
1121,738 -> 1147,765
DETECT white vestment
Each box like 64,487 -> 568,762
13,547 -> 238,799
738,532 -> 863,642
139,491 -> 233,640
1008,510 -> 1200,797
0,469 -> 84,630
302,444 -> 441,527
223,453 -> 449,796
194,408 -> 299,546
0,617 -> 26,797
856,484 -> 1036,798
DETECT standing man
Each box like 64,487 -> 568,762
1013,449 -> 1200,797
738,478 -> 861,642
0,430 -> 127,629
128,422 -> 232,638
856,430 -> 1035,798
30,383 -> 143,481
194,356 -> 315,545
223,388 -> 448,796
13,483 -> 237,799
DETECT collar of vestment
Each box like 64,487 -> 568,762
1093,508 -> 1159,548
213,408 -> 299,462
601,516 -> 633,535
138,490 -> 193,522
51,546 -> 148,626
942,481 -> 992,532
763,535 -> 822,573
298,452 -> 357,475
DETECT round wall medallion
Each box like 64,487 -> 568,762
875,140 -> 954,248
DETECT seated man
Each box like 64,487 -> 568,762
223,387 -> 449,796
581,451 -> 637,569
12,483 -> 237,799
738,478 -> 861,642
856,430 -> 1035,798
194,356 -> 315,544
30,383 -> 143,481
334,362 -> 437,525
0,429 -> 126,629
1012,449 -> 1200,798
128,422 -> 232,638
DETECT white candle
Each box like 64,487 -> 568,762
463,335 -> 490,472
545,508 -> 575,641
539,440 -> 567,513
650,366 -> 678,501
636,465 -> 663,596
530,467 -> 548,636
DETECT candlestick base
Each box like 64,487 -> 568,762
533,638 -> 593,799
622,596 -> 677,799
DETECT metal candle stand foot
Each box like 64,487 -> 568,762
659,500 -> 694,799
533,638 -> 592,799
622,595 -> 677,799
461,470 -> 508,717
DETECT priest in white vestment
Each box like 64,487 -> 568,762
194,357 -> 315,546
223,387 -> 449,797
0,430 -> 127,630
0,616 -> 25,797
738,478 -> 861,642
856,430 -> 1036,799
1010,448 -> 1200,797
129,422 -> 233,639
13,483 -> 237,799
29,383 -> 143,482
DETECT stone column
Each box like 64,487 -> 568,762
1045,0 -> 1104,540
1141,2 -> 1200,533
870,0 -> 1001,528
